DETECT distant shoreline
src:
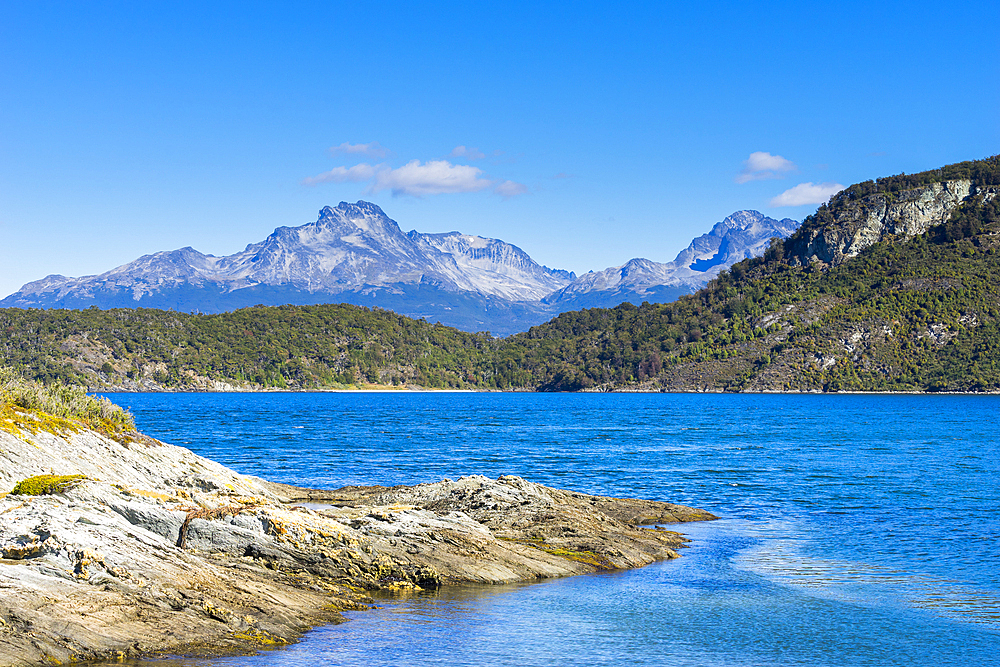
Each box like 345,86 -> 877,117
91,385 -> 480,394
88,386 -> 1000,396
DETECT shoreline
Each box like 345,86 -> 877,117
0,421 -> 715,667
90,386 -> 1000,396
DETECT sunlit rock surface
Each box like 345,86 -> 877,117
0,416 -> 713,666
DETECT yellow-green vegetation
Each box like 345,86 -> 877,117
536,546 -> 616,569
232,628 -> 288,647
0,366 -> 136,437
499,536 -> 616,569
1,402 -> 82,438
10,474 -> 87,496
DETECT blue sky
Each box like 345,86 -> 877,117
1,1 -> 997,297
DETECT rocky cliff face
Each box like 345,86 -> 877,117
786,180 -> 1000,267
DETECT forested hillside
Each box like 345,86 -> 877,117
0,305 -> 496,390
496,156 -> 1000,391
3,156 -> 1000,393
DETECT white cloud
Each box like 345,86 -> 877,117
736,151 -> 797,183
328,142 -> 390,158
304,157 -> 528,198
770,182 -> 845,207
449,145 -> 486,160
493,180 -> 528,198
368,160 -> 492,196
302,163 -> 378,186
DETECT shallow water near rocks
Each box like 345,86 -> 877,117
96,392 -> 1000,666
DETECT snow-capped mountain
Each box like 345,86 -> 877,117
10,202 -> 573,305
543,211 -> 799,310
2,202 -> 579,333
2,204 -> 798,335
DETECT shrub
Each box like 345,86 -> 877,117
11,474 -> 87,496
0,367 -> 135,437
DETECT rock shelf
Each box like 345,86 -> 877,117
0,420 -> 715,666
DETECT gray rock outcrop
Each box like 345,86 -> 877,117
786,180 -> 1000,268
0,412 -> 714,666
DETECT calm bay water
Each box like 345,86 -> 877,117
100,392 -> 1000,666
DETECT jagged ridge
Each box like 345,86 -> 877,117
544,211 -> 799,310
5,202 -> 574,305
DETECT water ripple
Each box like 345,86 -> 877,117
96,392 -> 1000,666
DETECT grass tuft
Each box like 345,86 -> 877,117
11,474 -> 87,496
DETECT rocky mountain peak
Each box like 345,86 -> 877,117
717,210 -> 762,230
542,211 -> 800,309
316,201 -> 393,223
671,210 -> 798,272
619,258 -> 657,276
313,201 -> 401,236
321,200 -> 390,219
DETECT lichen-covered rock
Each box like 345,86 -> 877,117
0,422 -> 714,667
264,474 -> 716,583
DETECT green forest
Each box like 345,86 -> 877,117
0,304 -> 496,389
3,156 -> 1000,393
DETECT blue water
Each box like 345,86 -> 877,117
100,392 -> 1000,665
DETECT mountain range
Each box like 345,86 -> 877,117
2,202 -> 798,335
4,156 -> 998,393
